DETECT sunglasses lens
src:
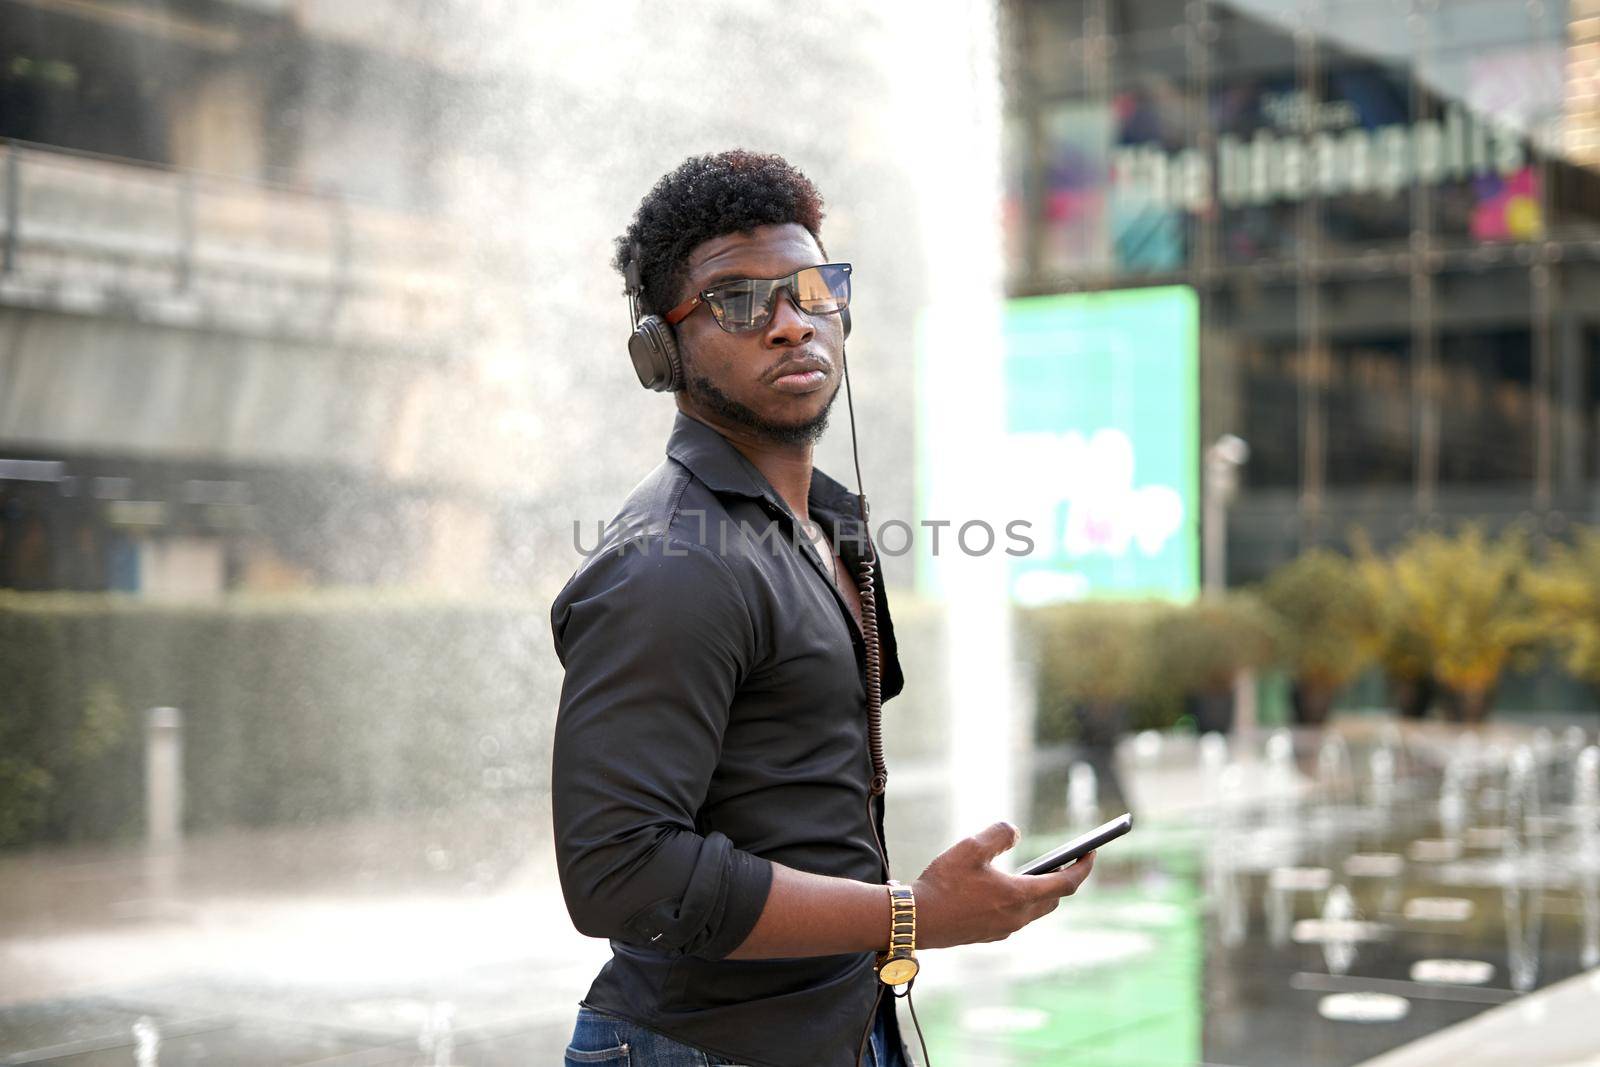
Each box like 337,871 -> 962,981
705,264 -> 852,333
708,283 -> 758,330
793,264 -> 851,314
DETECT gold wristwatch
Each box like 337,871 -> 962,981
876,880 -> 919,986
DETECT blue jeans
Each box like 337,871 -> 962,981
563,1001 -> 909,1066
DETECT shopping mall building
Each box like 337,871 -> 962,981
998,0 -> 1600,583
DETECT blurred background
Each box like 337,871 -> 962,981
2,0 -> 1599,1064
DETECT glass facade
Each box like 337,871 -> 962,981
1001,0 -> 1600,580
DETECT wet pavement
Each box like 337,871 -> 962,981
1,802 -> 606,1065
3,721 -> 1599,1066
909,720 -> 1600,1066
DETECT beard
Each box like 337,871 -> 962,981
683,370 -> 840,446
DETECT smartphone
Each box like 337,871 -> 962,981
1016,812 -> 1134,876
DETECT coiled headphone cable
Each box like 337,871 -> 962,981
841,342 -> 931,1067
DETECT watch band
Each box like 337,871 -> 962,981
877,880 -> 919,986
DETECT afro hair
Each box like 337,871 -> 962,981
613,150 -> 826,319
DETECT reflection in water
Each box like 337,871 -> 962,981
1199,732 -> 1229,801
1317,991 -> 1410,1023
1575,746 -> 1599,969
419,1001 -> 455,1067
1503,746 -> 1545,993
1291,882 -> 1389,978
1316,732 -> 1356,809
1318,884 -> 1357,975
1410,958 -> 1494,985
1464,825 -> 1510,850
1345,851 -> 1405,914
1403,896 -> 1474,922
1408,838 -> 1463,863
1368,745 -> 1397,816
133,1015 -> 160,1067
1212,762 -> 1248,947
1068,725 -> 1585,1064
1440,753 -> 1470,842
1267,866 -> 1331,947
1266,730 -> 1298,831
1583,880 -> 1599,971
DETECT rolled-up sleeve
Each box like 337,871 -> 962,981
550,536 -> 773,961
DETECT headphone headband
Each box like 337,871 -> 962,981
624,245 -> 645,329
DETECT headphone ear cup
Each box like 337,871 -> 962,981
657,321 -> 684,392
628,316 -> 685,392
840,306 -> 851,340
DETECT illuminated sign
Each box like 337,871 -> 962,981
1114,100 -> 1525,212
1002,286 -> 1199,604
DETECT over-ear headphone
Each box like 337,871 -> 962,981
623,244 -> 851,393
625,248 -> 685,393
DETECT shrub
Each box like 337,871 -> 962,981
1354,525 -> 1541,722
1524,526 -> 1600,691
0,591 -> 558,849
1023,600 -> 1174,744
1147,594 -> 1282,697
1256,549 -> 1376,721
1024,596 -> 1278,743
1258,550 -> 1375,690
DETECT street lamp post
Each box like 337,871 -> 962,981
1204,435 -> 1253,734
1203,434 -> 1250,598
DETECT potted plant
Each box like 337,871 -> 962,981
1366,524 -> 1542,723
1354,531 -> 1437,718
1523,526 -> 1600,698
1257,549 -> 1377,725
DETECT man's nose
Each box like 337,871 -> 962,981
764,290 -> 815,347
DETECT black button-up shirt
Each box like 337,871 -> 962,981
550,411 -> 905,1067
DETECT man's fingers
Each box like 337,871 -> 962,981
1057,849 -> 1096,893
1028,849 -> 1097,897
969,821 -> 1022,862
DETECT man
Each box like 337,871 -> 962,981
551,150 -> 1095,1067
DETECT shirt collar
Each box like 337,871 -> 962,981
664,410 -> 863,520
665,411 -> 773,500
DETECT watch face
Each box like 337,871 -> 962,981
879,957 -> 920,986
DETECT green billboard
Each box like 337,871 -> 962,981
1002,286 -> 1199,604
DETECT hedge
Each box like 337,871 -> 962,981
0,591 -> 559,849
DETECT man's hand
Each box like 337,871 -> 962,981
724,820 -> 1096,960
913,821 -> 1096,950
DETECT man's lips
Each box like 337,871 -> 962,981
767,357 -> 832,394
